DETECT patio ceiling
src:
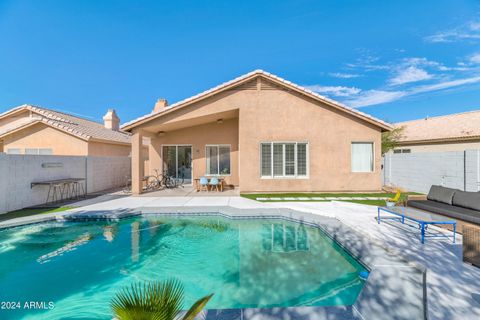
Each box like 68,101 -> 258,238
139,109 -> 238,135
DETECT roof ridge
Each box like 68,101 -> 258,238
0,104 -> 131,143
122,69 -> 392,130
26,104 -> 106,126
396,108 -> 480,124
255,70 -> 392,128
29,106 -> 77,125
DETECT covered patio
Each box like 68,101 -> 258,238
127,98 -> 239,195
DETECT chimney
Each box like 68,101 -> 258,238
153,98 -> 168,113
103,109 -> 120,131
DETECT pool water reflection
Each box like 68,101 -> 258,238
0,215 -> 366,319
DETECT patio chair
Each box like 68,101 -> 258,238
199,177 -> 209,192
209,177 -> 220,192
386,190 -> 401,207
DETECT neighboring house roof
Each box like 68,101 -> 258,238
122,69 -> 392,131
0,105 -> 131,144
395,110 -> 480,144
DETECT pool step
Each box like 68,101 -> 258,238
58,208 -> 141,221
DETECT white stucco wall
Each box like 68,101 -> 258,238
0,154 -> 131,214
383,149 -> 480,193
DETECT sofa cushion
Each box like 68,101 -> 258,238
452,191 -> 480,211
408,200 -> 480,225
426,185 -> 458,205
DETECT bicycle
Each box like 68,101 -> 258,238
145,169 -> 164,190
161,170 -> 178,189
141,169 -> 185,191
123,174 -> 160,193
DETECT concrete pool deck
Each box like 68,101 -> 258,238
1,195 -> 479,319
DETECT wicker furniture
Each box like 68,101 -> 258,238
463,225 -> 480,267
407,186 -> 480,234
405,186 -> 480,268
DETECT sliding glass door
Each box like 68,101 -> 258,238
162,145 -> 192,184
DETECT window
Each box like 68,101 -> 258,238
393,148 -> 411,154
260,142 -> 308,178
351,142 -> 374,172
25,148 -> 53,155
6,148 -> 22,154
206,145 -> 230,175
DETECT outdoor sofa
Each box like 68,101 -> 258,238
407,185 -> 480,230
407,185 -> 480,267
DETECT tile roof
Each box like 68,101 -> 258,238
395,110 -> 480,143
0,105 -> 131,144
121,69 -> 392,131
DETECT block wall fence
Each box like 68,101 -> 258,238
382,150 -> 480,194
0,154 -> 130,214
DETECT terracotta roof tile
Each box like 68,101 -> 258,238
122,69 -> 392,130
0,105 -> 131,144
395,110 -> 480,142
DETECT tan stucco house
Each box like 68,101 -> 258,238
394,110 -> 480,153
0,105 -> 131,156
123,70 -> 392,194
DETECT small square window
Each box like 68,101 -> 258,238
351,142 -> 374,172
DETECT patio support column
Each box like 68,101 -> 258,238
131,129 -> 144,195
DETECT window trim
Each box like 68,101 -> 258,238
205,144 -> 232,176
260,141 -> 309,179
351,141 -> 375,173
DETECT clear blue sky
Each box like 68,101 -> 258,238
1,0 -> 480,124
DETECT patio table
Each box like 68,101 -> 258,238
378,206 -> 456,244
31,178 -> 86,204
193,177 -> 225,192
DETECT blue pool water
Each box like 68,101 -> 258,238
0,215 -> 366,319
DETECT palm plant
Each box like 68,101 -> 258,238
111,279 -> 213,320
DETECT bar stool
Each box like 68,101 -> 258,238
47,183 -> 63,204
72,181 -> 86,199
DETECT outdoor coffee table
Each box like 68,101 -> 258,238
378,206 -> 456,244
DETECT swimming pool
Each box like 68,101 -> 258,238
0,215 -> 367,319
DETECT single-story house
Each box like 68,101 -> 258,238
0,105 -> 131,156
394,110 -> 480,153
122,70 -> 392,194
